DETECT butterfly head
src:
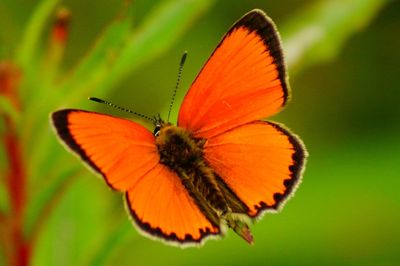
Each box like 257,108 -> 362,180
153,114 -> 170,137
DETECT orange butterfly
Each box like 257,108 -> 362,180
51,9 -> 306,246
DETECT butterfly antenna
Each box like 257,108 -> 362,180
89,97 -> 155,123
167,51 -> 187,122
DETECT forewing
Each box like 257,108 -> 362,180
204,121 -> 306,217
51,109 -> 159,191
178,10 -> 289,138
125,163 -> 220,245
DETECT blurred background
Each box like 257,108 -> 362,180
1,0 -> 399,265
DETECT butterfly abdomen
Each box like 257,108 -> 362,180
155,124 -> 228,213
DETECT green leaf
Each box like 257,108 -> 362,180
0,95 -> 20,123
89,220 -> 133,266
61,0 -> 216,104
281,0 -> 388,71
58,8 -> 133,105
24,166 -> 80,238
15,0 -> 60,69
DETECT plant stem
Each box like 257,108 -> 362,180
1,62 -> 30,265
4,118 -> 30,266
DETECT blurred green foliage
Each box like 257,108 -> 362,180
0,0 -> 399,265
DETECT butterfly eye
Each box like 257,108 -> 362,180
153,125 -> 161,136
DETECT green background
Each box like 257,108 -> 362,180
0,0 -> 399,265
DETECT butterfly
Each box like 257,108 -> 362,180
51,9 -> 306,246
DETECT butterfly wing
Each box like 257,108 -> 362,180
52,109 -> 159,191
204,121 -> 306,217
51,109 -> 220,244
178,9 -> 288,138
125,163 -> 220,244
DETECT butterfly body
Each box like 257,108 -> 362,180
155,121 -> 253,242
51,9 -> 307,246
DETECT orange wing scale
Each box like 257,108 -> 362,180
178,10 -> 288,139
204,121 -> 305,217
126,164 -> 219,243
52,110 -> 158,191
